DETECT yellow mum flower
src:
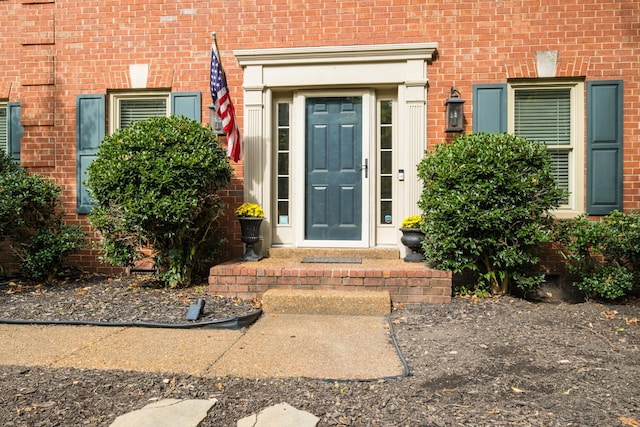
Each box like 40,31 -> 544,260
235,202 -> 265,218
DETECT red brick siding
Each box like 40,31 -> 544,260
0,0 -> 638,274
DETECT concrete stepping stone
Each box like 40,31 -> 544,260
110,398 -> 217,427
237,402 -> 319,427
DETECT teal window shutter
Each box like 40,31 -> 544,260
7,102 -> 23,163
171,92 -> 201,122
587,81 -> 623,215
76,95 -> 105,214
472,84 -> 507,133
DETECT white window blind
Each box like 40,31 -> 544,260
514,88 -> 571,204
0,106 -> 6,154
119,98 -> 167,129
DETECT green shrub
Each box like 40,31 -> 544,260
556,211 -> 640,300
0,152 -> 87,280
0,151 -> 19,175
86,115 -> 233,287
19,225 -> 88,280
417,133 -> 566,296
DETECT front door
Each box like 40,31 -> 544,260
305,96 -> 363,241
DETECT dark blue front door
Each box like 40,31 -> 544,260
305,97 -> 363,240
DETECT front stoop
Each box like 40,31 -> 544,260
208,250 -> 452,304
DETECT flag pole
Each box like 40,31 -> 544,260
211,32 -> 221,59
210,32 -> 224,80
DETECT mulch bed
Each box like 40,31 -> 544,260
1,274 -> 639,426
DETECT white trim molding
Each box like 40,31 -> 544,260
234,43 -> 438,253
235,43 -> 438,67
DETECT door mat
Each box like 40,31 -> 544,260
301,257 -> 362,264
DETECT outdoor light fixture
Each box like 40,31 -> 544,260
445,87 -> 465,133
208,104 -> 225,135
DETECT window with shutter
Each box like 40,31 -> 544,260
78,91 -> 199,213
509,81 -> 585,217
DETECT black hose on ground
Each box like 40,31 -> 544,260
386,314 -> 412,379
314,314 -> 412,383
0,309 -> 262,330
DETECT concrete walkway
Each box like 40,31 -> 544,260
0,289 -> 405,379
0,289 -> 407,425
0,313 -> 405,380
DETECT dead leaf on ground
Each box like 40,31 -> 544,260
511,387 -> 525,393
75,287 -> 92,296
601,310 -> 618,320
619,416 -> 640,427
624,317 -> 639,325
5,282 -> 47,295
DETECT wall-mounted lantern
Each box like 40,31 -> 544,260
445,87 -> 465,133
208,104 -> 225,135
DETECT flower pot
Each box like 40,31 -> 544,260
400,228 -> 425,263
238,217 -> 264,261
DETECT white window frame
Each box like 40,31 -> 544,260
272,95 -> 293,245
508,80 -> 585,218
0,102 -> 7,155
376,91 -> 399,246
108,91 -> 170,133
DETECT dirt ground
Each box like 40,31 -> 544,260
0,274 -> 639,426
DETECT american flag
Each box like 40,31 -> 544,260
210,44 -> 242,162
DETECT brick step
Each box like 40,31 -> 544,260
261,288 -> 391,316
208,258 -> 452,304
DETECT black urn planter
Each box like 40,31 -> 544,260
400,228 -> 425,263
238,217 -> 264,261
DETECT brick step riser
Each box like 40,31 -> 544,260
209,262 -> 452,304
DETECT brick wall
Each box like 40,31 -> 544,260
1,0 -> 638,274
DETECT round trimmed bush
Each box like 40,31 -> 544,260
417,133 -> 566,296
86,115 -> 233,287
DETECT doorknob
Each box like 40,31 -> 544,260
360,158 -> 368,178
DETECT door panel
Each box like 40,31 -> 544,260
305,97 -> 362,240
